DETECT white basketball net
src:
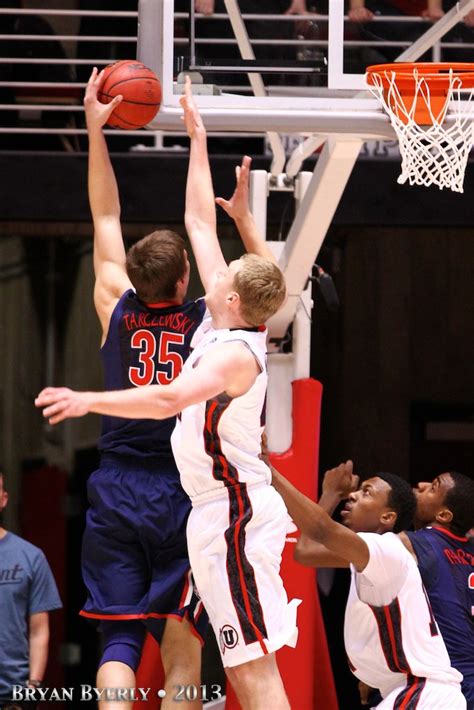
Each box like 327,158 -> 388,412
367,68 -> 474,193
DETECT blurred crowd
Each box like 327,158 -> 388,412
0,0 -> 473,151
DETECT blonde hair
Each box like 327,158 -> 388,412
233,254 -> 286,326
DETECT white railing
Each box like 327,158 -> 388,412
0,5 -> 472,145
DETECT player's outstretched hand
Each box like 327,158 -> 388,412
35,387 -> 91,425
84,67 -> 122,131
322,460 -> 359,500
179,75 -> 205,138
216,156 -> 252,222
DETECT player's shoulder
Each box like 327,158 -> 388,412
180,297 -> 206,317
358,531 -> 410,559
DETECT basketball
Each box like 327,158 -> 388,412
98,60 -> 161,130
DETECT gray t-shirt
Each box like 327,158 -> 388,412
0,532 -> 62,700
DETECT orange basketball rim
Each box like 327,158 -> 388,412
366,62 -> 474,125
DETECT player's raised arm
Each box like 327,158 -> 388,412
84,68 -> 132,335
180,76 -> 227,292
270,462 -> 370,572
35,341 -> 259,424
295,461 -> 359,567
216,156 -> 278,266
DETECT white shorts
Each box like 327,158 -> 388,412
187,483 -> 300,667
377,678 -> 466,710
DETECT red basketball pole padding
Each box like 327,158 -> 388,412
21,465 -> 67,692
226,378 -> 338,709
133,633 -> 165,709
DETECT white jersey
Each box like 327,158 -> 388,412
171,316 -> 271,502
344,532 -> 463,701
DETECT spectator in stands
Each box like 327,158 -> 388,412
77,0 -> 138,82
193,0 -> 311,86
346,0 -> 444,68
0,471 -> 62,710
439,1 -> 474,61
348,0 -> 443,24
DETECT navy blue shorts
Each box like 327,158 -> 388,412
80,454 -> 207,643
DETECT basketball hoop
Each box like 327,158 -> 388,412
366,63 -> 474,193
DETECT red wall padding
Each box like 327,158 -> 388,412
133,633 -> 165,709
20,465 -> 67,690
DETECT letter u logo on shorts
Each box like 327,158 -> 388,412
219,625 -> 239,653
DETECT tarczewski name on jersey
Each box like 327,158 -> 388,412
122,311 -> 196,335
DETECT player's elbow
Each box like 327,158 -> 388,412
153,388 -> 181,420
294,541 -> 314,567
184,213 -> 199,234
305,516 -> 332,546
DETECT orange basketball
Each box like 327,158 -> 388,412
98,60 -> 161,130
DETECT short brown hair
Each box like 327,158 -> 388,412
126,230 -> 187,302
233,254 -> 286,326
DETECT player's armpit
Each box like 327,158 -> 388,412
94,262 -> 132,340
295,534 -> 349,568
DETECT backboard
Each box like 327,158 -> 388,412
137,0 -> 474,138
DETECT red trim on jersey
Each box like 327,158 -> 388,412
178,570 -> 191,609
231,484 -> 268,655
80,609 -> 206,645
143,300 -> 180,308
394,675 -> 426,709
384,605 -> 406,673
80,610 -> 183,621
370,598 -> 412,675
184,611 -> 206,646
431,526 -> 469,543
203,396 -> 268,653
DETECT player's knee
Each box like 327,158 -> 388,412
161,646 -> 201,680
99,620 -> 146,673
99,643 -> 142,673
226,654 -> 278,688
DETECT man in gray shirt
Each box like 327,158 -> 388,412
0,470 -> 62,709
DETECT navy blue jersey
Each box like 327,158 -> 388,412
406,526 -> 474,704
99,290 -> 205,458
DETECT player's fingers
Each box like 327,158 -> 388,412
235,165 -> 241,180
94,68 -> 105,87
48,411 -> 67,426
87,67 -> 98,85
215,197 -> 229,210
242,155 -> 252,170
184,74 -> 192,96
35,388 -> 66,406
42,400 -> 69,419
351,474 -> 360,491
345,459 -> 354,473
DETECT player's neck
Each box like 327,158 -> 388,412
212,313 -> 252,330
0,527 -> 7,539
415,517 -> 451,532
